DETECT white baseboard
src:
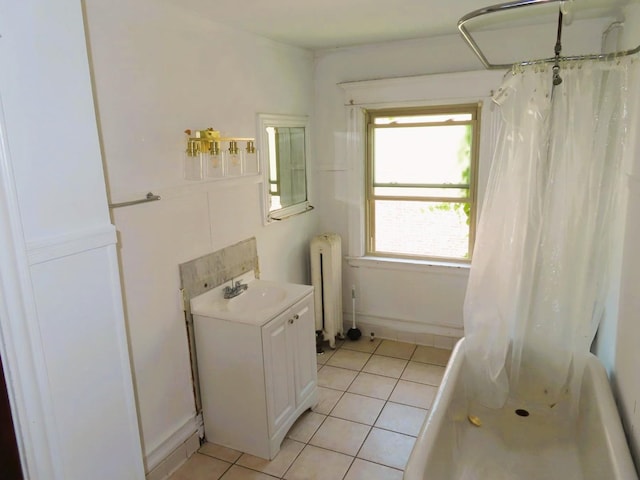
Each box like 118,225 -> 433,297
342,312 -> 463,349
144,415 -> 202,479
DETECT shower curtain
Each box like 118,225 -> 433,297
464,58 -> 637,409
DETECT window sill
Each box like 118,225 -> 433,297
346,256 -> 471,276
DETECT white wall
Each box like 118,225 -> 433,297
0,0 -> 145,478
312,20 -> 607,341
605,4 -> 640,467
83,0 -> 318,471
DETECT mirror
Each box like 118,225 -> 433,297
257,114 -> 311,222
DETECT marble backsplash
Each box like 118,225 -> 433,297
179,237 -> 259,304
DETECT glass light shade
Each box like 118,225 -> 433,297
225,141 -> 243,176
206,152 -> 224,178
183,151 -> 203,180
243,141 -> 259,175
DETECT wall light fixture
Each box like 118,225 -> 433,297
183,128 -> 257,180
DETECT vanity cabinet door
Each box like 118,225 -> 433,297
289,295 -> 316,406
262,313 -> 296,437
262,293 -> 317,440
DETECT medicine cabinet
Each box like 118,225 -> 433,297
257,114 -> 311,222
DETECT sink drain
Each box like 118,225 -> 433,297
515,408 -> 530,417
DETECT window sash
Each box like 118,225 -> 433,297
365,104 -> 480,262
372,183 -> 470,201
373,120 -> 475,128
367,198 -> 474,261
371,123 -> 475,186
373,112 -> 473,125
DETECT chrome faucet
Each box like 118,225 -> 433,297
223,279 -> 248,299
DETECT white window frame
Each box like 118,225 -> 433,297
365,104 -> 481,262
340,70 -> 504,271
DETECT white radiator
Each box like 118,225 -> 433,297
310,233 -> 343,348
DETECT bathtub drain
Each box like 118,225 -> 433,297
515,409 -> 530,417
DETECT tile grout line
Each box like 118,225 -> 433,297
281,339 -> 368,480
279,439 -> 308,480
337,338 -> 379,480
338,340 -> 408,474
346,347 -> 395,473
323,339 -> 374,478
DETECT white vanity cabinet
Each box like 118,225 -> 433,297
192,287 -> 317,460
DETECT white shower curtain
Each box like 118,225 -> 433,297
464,58 -> 637,409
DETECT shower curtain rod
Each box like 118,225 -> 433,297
458,0 -> 640,70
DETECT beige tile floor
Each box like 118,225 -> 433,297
168,339 -> 451,480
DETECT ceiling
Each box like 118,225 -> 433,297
176,0 -> 633,50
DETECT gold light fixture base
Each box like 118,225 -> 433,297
184,128 -> 254,157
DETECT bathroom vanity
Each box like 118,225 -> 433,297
190,275 -> 317,459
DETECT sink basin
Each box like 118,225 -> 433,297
228,284 -> 287,313
190,275 -> 313,326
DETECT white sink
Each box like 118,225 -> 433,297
190,273 -> 313,326
228,284 -> 287,313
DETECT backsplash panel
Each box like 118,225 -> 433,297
179,237 -> 259,303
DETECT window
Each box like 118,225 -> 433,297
365,104 -> 480,262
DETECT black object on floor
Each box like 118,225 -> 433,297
315,330 -> 324,354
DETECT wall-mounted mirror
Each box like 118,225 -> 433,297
257,114 -> 311,222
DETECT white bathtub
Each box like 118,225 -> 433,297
404,338 -> 638,480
